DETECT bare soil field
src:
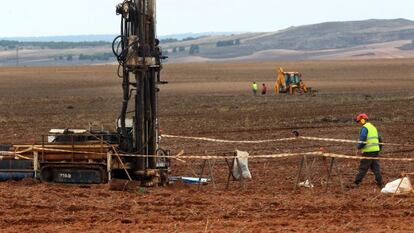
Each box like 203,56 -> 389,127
1,59 -> 414,232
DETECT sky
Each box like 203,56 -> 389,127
0,0 -> 413,37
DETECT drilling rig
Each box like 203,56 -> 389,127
112,0 -> 169,185
0,0 -> 170,186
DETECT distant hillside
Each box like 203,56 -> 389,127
0,32 -> 239,43
162,18 -> 414,60
247,18 -> 414,51
1,19 -> 414,66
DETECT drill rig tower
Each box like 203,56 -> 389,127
113,0 -> 168,185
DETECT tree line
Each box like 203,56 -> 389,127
216,39 -> 240,47
160,36 -> 203,44
53,53 -> 115,62
79,53 -> 114,61
166,44 -> 200,55
0,40 -> 110,50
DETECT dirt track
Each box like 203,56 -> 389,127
1,59 -> 414,232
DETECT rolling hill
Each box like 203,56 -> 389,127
1,18 -> 414,66
164,18 -> 414,61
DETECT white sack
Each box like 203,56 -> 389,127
381,177 -> 413,194
232,150 -> 252,180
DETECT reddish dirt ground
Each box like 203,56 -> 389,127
1,59 -> 414,232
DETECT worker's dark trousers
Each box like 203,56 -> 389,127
354,152 -> 383,185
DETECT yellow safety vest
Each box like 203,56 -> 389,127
252,83 -> 258,91
361,122 -> 380,153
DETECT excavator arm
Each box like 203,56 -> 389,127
275,67 -> 286,94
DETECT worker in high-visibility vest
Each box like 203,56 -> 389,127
351,113 -> 383,189
252,82 -> 258,96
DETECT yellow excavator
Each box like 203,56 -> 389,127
274,67 -> 310,95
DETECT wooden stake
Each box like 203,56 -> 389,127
325,158 -> 344,193
111,147 -> 132,181
335,159 -> 345,193
33,151 -> 39,178
325,158 -> 334,192
207,160 -> 216,189
107,152 -> 112,181
303,154 -> 313,193
225,158 -> 233,190
198,160 -> 207,190
294,156 -> 305,191
197,159 -> 216,190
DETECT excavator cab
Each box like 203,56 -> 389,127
285,72 -> 300,86
293,73 -> 301,84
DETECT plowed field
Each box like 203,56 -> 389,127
1,59 -> 414,232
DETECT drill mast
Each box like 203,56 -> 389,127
113,0 -> 167,182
